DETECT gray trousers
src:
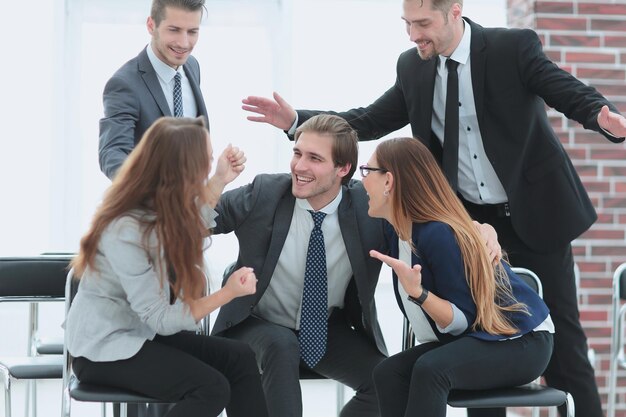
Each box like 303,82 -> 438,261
222,310 -> 386,417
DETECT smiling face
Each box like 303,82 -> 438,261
402,0 -> 463,60
290,132 -> 351,211
147,6 -> 202,69
361,153 -> 393,221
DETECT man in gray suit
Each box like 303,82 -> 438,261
99,0 -> 209,179
212,114 -> 388,417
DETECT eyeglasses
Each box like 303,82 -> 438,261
359,165 -> 388,177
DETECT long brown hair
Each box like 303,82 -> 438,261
376,137 -> 527,335
72,117 -> 211,303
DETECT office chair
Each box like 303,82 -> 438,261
608,262 -> 626,417
0,256 -> 68,417
401,267 -> 574,417
62,266 -> 213,417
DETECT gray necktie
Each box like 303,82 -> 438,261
173,72 -> 183,117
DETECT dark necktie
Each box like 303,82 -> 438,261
443,58 -> 460,191
173,72 -> 184,117
299,210 -> 328,368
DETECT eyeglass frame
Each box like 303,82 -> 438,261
359,165 -> 388,177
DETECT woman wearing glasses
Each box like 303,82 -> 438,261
65,117 -> 268,417
360,137 -> 554,417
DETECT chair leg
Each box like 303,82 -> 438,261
61,382 -> 71,417
335,382 -> 344,416
565,392 -> 575,417
1,368 -> 11,417
120,403 -> 127,417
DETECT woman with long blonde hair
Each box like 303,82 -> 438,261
65,117 -> 268,417
363,137 -> 554,417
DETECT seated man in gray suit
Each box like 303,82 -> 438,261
211,114 -> 499,417
99,0 -> 209,179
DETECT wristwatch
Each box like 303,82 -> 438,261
407,288 -> 429,306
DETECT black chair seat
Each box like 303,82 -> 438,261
69,378 -> 168,404
447,383 -> 568,408
0,356 -> 63,379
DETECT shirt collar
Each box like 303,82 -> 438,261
296,187 -> 343,215
146,43 -> 183,83
439,19 -> 471,70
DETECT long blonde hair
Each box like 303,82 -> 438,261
71,117 -> 211,303
376,137 -> 527,335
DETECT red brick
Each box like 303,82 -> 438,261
592,246 -> 626,257
591,148 -> 626,160
579,3 -> 626,15
536,1 -> 574,13
579,260 -> 609,273
591,19 -> 626,32
604,166 -> 626,177
593,84 -> 626,98
575,164 -> 599,177
589,294 -> 613,305
550,34 -> 601,47
580,310 -> 608,321
581,228 -> 625,240
616,182 -> 626,193
572,246 -> 587,256
596,213 -> 615,224
536,17 -> 587,31
544,49 -> 562,62
603,196 -> 626,209
578,277 -> 613,288
565,147 -> 587,160
582,180 -> 611,193
578,68 -> 626,81
606,36 -> 626,48
565,52 -> 616,64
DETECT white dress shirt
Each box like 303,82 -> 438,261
432,22 -> 508,204
253,189 -> 353,330
147,43 -> 198,118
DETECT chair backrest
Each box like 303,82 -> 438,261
0,256 -> 71,301
511,267 -> 543,298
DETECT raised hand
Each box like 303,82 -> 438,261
242,91 -> 297,131
597,105 -> 626,139
369,250 -> 423,298
213,144 -> 246,186
224,267 -> 257,297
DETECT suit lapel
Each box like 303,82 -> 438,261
257,191 -> 295,294
416,57 -> 439,153
338,190 -> 370,300
183,63 -> 208,119
468,18 -> 486,128
138,48 -> 172,117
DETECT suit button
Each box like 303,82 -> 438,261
250,304 -> 255,310
226,321 -> 233,328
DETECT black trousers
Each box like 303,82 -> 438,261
222,310 -> 387,417
464,204 -> 603,417
373,331 -> 553,417
73,331 -> 268,417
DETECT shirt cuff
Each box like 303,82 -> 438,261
437,303 -> 468,335
287,113 -> 299,136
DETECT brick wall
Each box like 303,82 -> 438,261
507,0 -> 626,415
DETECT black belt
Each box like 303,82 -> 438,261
460,197 -> 511,218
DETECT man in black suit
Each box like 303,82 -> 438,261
99,0 -> 209,179
240,1 -> 626,416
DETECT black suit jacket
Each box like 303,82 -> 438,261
298,18 -> 624,253
98,47 -> 209,179
210,174 -> 388,356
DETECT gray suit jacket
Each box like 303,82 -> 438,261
211,174 -> 388,355
98,46 -> 209,179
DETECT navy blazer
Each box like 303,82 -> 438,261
387,221 -> 550,343
297,18 -> 624,252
